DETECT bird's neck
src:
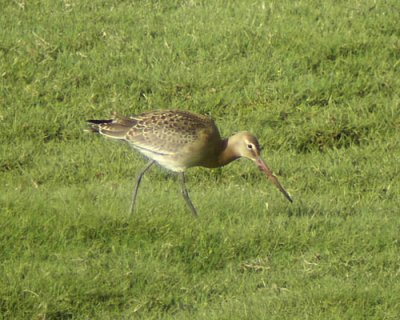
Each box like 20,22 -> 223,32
217,137 -> 240,167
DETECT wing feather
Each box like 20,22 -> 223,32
125,110 -> 215,154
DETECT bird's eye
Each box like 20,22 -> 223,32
247,144 -> 253,150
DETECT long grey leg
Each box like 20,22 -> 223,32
129,160 -> 155,215
179,172 -> 198,217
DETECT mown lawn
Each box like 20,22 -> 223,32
1,0 -> 399,319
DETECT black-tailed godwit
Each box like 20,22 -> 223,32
88,109 -> 292,217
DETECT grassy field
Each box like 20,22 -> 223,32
1,0 -> 400,318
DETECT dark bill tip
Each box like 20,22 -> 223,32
255,157 -> 293,203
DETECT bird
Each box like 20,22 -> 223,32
87,109 -> 292,217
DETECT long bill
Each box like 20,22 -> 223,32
255,157 -> 293,203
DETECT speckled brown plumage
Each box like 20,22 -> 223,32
126,110 -> 218,153
88,109 -> 223,172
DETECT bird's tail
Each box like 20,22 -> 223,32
87,119 -> 113,133
87,115 -> 136,140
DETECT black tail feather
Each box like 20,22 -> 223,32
87,119 -> 113,124
86,119 -> 113,133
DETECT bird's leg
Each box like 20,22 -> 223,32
179,172 -> 198,217
129,160 -> 155,215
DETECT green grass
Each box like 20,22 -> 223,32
1,0 -> 400,318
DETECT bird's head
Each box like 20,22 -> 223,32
231,131 -> 263,161
230,131 -> 293,203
